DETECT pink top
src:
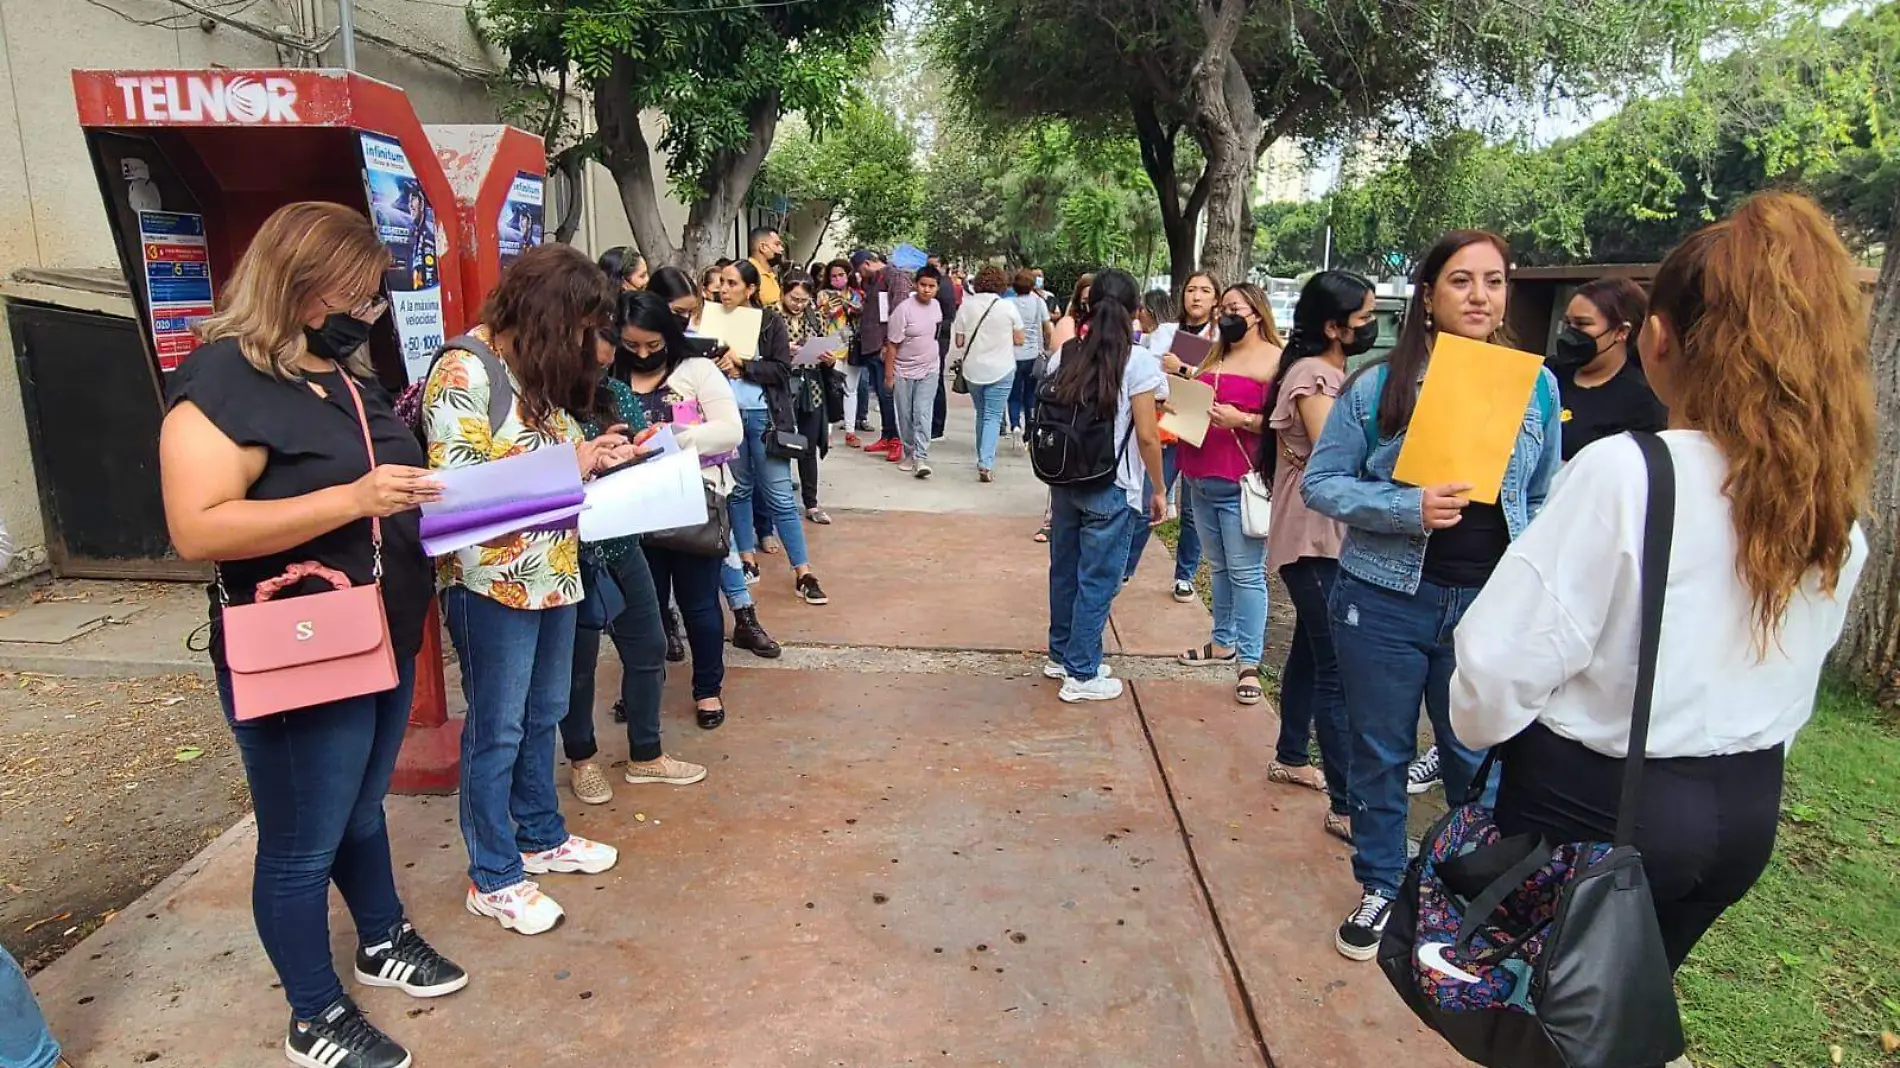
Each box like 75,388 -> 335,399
1177,371 -> 1270,483
1266,357 -> 1348,573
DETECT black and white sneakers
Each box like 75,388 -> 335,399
353,923 -> 469,998
1336,891 -> 1395,962
287,995 -> 411,1068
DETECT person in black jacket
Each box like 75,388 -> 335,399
929,253 -> 962,439
1548,276 -> 1668,459
716,259 -> 828,606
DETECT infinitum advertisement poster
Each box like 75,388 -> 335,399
358,131 -> 445,382
498,171 -> 545,269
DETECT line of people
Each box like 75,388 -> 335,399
1040,191 -> 1873,999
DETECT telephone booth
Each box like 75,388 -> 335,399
428,124 -> 549,303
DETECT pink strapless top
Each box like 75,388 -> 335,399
1178,372 -> 1270,483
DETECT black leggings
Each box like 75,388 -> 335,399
1495,723 -> 1783,971
795,403 -> 826,510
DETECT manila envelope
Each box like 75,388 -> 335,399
1391,333 -> 1544,505
697,304 -> 763,361
1158,373 -> 1217,448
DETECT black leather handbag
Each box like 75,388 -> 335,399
1379,432 -> 1686,1068
641,482 -> 731,557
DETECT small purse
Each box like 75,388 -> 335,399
220,374 -> 398,720
1214,365 -> 1270,539
643,482 -> 732,557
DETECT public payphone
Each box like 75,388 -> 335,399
429,124 -> 549,304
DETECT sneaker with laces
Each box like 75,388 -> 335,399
1172,580 -> 1196,602
353,922 -> 468,998
521,834 -> 618,875
742,561 -> 761,585
1335,891 -> 1394,961
286,994 -> 410,1068
624,754 -> 708,786
884,442 -> 904,462
844,433 -> 862,449
569,760 -> 612,805
465,880 -> 564,935
1059,674 -> 1124,703
1043,661 -> 1113,680
797,573 -> 829,605
862,436 -> 893,453
1406,746 -> 1441,795
915,463 -> 932,479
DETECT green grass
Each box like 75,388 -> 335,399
1677,684 -> 1900,1067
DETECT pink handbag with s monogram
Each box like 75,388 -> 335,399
221,373 -> 398,720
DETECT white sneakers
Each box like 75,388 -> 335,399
466,835 -> 619,936
1043,660 -> 1114,680
1059,675 -> 1125,703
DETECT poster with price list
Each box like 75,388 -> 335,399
359,130 -> 447,383
138,210 -> 212,372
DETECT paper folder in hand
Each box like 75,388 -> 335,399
697,305 -> 762,360
420,443 -> 586,557
1390,334 -> 1546,505
1157,374 -> 1216,447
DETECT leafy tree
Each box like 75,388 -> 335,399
479,0 -> 892,269
930,0 -> 1748,287
753,101 -> 925,252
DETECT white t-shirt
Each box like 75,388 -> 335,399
952,293 -> 1026,386
1043,343 -> 1167,511
1450,431 -> 1867,759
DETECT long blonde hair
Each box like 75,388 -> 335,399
1202,282 -> 1285,369
194,202 -> 389,378
1648,192 -> 1874,646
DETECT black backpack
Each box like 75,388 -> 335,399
1028,341 -> 1130,491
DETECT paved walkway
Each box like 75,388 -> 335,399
25,397 -> 1463,1067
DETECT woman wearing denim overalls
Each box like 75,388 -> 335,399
1301,230 -> 1562,963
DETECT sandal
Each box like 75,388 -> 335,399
1235,667 -> 1264,705
1324,811 -> 1353,843
806,507 -> 832,524
1267,761 -> 1327,793
1032,527 -> 1049,543
1178,642 -> 1238,666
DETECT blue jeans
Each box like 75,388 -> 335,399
729,407 -> 810,567
1330,570 -> 1487,897
893,374 -> 938,463
1007,358 -> 1038,430
1,944 -> 58,1068
565,547 -> 667,764
219,657 -> 415,1019
445,587 -> 576,893
970,378 -> 1010,469
1187,477 -> 1267,664
1047,481 -> 1139,680
1278,558 -> 1350,815
870,360 -> 897,439
1125,444 -> 1201,583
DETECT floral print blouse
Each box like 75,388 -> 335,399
423,336 -> 584,610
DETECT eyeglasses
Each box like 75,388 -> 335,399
325,292 -> 389,322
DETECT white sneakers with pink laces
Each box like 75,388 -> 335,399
465,835 -> 619,936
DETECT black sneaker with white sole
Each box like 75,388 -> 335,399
1405,745 -> 1442,795
796,574 -> 829,605
286,994 -> 411,1068
353,922 -> 468,998
1335,891 -> 1394,961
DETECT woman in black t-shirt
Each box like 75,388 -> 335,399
159,202 -> 462,1068
1549,277 -> 1668,459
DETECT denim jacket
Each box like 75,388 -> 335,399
1300,361 -> 1563,595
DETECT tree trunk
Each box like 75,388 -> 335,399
680,89 -> 782,269
1834,194 -> 1900,705
1189,0 -> 1263,288
549,148 -> 586,245
1130,94 -> 1210,288
594,56 -> 681,267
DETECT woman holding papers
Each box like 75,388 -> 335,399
779,272 -> 841,523
1259,270 -> 1379,844
616,291 -> 754,727
1128,270 -> 1219,599
952,264 -> 1028,482
1450,192 -> 1872,974
1163,283 -> 1283,707
715,260 -> 830,606
425,244 -> 639,937
1299,230 -> 1562,964
160,202 -> 462,1068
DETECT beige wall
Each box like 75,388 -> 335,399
0,0 -> 651,579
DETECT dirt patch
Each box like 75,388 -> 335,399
0,672 -> 248,973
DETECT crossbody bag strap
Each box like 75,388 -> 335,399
1617,431 -> 1677,847
961,297 -> 1000,361
336,372 -> 385,582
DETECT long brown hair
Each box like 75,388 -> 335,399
1648,192 -> 1873,645
480,243 -> 617,433
195,202 -> 388,379
1372,230 -> 1513,439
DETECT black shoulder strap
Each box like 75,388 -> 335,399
433,334 -> 513,432
1617,431 -> 1677,847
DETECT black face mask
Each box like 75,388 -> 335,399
619,344 -> 669,375
1552,324 -> 1606,369
1342,319 -> 1380,357
1217,314 -> 1249,346
304,312 -> 374,362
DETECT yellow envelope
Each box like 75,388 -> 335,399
1391,334 -> 1545,505
697,304 -> 763,361
1158,373 -> 1216,447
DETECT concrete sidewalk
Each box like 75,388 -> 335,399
23,395 -> 1461,1067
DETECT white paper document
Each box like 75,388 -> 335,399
579,449 -> 709,542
